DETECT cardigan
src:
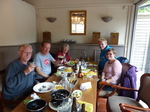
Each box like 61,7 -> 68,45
120,65 -> 138,99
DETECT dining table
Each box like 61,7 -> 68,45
11,65 -> 98,112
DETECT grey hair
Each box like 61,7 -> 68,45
61,43 -> 70,51
18,44 -> 33,51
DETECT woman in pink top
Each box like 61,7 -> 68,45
101,48 -> 122,85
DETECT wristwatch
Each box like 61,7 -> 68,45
105,78 -> 108,82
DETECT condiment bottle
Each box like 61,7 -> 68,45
71,97 -> 77,112
81,103 -> 86,112
78,66 -> 82,78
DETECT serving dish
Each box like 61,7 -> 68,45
50,89 -> 70,107
72,90 -> 83,99
26,99 -> 47,112
57,66 -> 66,71
33,82 -> 54,93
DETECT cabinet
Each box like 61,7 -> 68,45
92,32 -> 100,44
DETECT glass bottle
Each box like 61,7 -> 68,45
81,103 -> 86,112
78,65 -> 82,78
71,97 -> 77,112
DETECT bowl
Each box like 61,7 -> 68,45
50,89 -> 70,107
26,99 -> 47,112
71,90 -> 83,99
58,66 -> 66,71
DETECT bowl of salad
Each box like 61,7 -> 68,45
71,90 -> 83,99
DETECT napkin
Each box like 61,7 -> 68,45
80,82 -> 92,90
30,93 -> 40,99
23,93 -> 40,104
77,100 -> 93,112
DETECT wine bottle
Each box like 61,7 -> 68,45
71,97 -> 77,112
78,65 -> 82,78
81,103 -> 86,112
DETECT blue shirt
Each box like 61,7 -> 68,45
2,59 -> 36,100
98,45 -> 111,71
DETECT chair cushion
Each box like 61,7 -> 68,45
98,90 -> 118,97
107,96 -> 143,112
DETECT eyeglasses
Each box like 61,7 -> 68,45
20,51 -> 32,54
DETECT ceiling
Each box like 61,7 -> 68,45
23,0 -> 139,8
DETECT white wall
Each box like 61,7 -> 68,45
23,0 -> 135,45
0,0 -> 37,46
37,5 -> 132,45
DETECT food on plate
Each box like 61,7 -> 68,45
38,85 -> 51,91
68,78 -> 78,86
54,85 -> 63,90
87,62 -> 98,66
33,82 -> 54,93
64,67 -> 73,73
72,90 -> 82,99
82,68 -> 91,73
55,71 -> 61,76
86,71 -> 97,75
67,61 -> 76,66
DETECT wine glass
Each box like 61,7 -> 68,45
58,55 -> 64,60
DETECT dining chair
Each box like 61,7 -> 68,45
0,92 -> 21,112
107,73 -> 150,112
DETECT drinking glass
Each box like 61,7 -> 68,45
58,55 -> 64,60
57,100 -> 72,112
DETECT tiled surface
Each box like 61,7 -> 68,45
97,98 -> 107,112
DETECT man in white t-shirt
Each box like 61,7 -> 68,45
34,41 -> 60,79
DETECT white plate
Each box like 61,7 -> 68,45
71,90 -> 83,99
33,82 -> 55,93
49,102 -> 57,111
57,66 -> 66,71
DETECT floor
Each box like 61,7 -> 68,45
3,107 -> 12,112
97,98 -> 107,112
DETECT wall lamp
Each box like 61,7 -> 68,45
101,16 -> 113,22
47,17 -> 57,23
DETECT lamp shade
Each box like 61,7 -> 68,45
101,17 -> 113,22
47,17 -> 57,23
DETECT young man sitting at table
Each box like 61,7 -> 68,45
34,41 -> 61,80
98,38 -> 111,78
2,44 -> 38,102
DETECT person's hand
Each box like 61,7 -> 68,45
24,63 -> 36,75
54,60 -> 61,65
101,79 -> 106,82
28,62 -> 36,71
